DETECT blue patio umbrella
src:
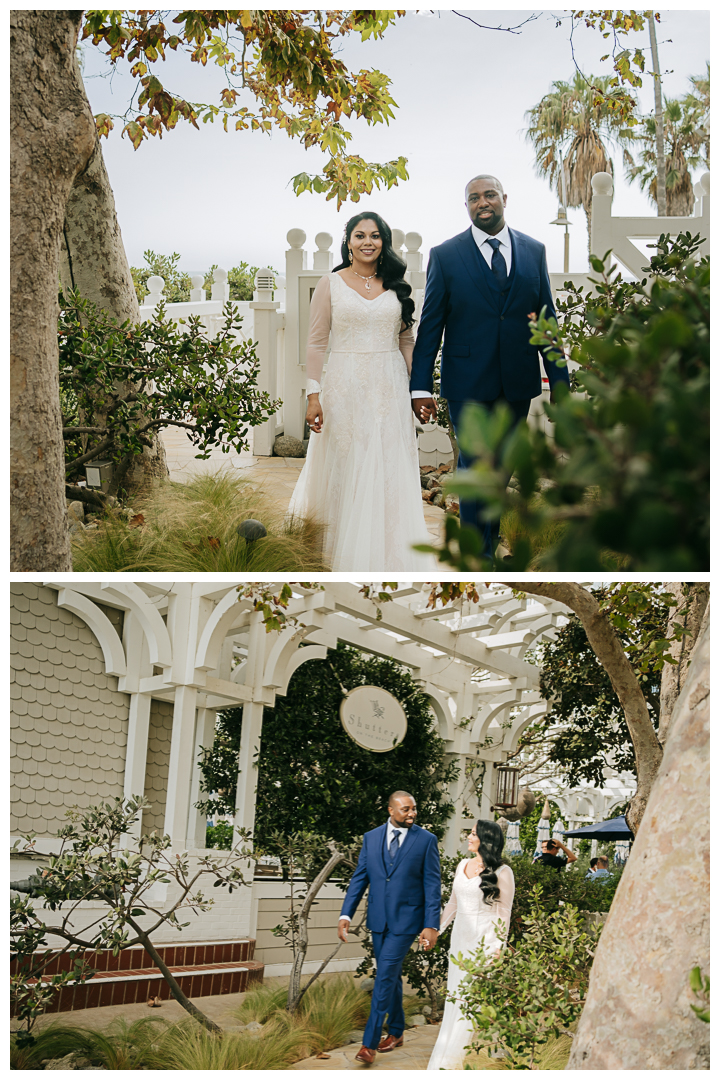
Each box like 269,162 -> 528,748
564,815 -> 634,840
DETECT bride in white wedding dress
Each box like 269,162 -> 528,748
287,212 -> 435,571
428,820 -> 515,1070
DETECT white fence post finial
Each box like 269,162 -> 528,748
391,228 -> 406,253
189,273 -> 205,302
146,275 -> 165,307
211,267 -> 229,302
313,232 -> 334,271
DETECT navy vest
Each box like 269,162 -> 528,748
470,232 -> 516,313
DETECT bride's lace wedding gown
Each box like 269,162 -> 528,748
288,272 -> 436,571
427,860 -> 515,1070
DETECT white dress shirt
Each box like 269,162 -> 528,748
411,223 -> 512,399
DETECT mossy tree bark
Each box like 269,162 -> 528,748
10,10 -> 96,570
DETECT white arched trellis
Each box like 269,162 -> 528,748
41,581 -> 581,853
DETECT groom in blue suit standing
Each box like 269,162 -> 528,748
338,791 -> 441,1065
410,174 -> 570,559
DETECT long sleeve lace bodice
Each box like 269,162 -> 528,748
305,273 -> 416,391
439,861 -> 515,944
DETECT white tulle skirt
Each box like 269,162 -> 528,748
288,347 -> 436,572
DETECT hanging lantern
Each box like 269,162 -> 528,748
493,763 -> 520,809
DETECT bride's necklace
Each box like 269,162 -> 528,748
352,269 -> 377,292
467,856 -> 484,878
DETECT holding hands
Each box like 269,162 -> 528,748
418,927 -> 438,951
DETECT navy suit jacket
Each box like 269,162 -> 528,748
340,823 -> 441,935
410,226 -> 570,403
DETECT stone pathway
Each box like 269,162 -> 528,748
290,1025 -> 441,1070
161,428 -> 448,548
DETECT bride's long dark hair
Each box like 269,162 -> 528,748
474,819 -> 505,906
333,211 -> 415,329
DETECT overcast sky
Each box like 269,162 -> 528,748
81,7 -> 710,277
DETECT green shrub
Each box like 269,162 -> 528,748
454,884 -> 598,1068
205,820 -> 235,849
504,854 -> 622,942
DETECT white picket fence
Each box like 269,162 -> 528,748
139,171 -> 710,456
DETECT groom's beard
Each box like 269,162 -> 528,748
472,208 -> 503,234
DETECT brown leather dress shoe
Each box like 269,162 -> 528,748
354,1046 -> 377,1064
377,1033 -> 404,1052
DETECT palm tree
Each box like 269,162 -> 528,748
625,88 -> 709,216
524,73 -> 636,256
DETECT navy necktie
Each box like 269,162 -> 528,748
487,237 -> 508,289
389,829 -> 400,862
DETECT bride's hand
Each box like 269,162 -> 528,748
306,394 -> 323,433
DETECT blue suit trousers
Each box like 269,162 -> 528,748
363,929 -> 417,1048
446,396 -> 531,560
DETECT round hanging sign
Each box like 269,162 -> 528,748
340,686 -> 407,753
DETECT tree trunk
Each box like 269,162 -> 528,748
567,615 -> 709,1069
287,843 -> 353,1013
500,583 -> 663,834
10,11 -> 97,570
137,930 -> 222,1034
658,583 -> 709,744
60,59 -> 168,495
648,13 -> 667,216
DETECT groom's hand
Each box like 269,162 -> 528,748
338,918 -> 350,943
419,928 -> 438,951
412,397 -> 437,423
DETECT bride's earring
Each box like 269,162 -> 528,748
349,250 -> 353,264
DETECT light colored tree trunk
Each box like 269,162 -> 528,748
658,583 -> 709,744
648,13 -> 667,216
10,11 -> 97,570
500,583 -> 662,834
60,60 -> 168,495
567,615 -> 709,1069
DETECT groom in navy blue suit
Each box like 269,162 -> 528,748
410,174 -> 570,559
338,791 -> 441,1064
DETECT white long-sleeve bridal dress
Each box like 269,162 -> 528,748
287,272 -> 435,571
427,860 -> 515,1070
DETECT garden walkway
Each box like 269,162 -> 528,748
161,427 -> 448,546
290,1025 -> 440,1070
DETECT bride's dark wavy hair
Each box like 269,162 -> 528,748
475,819 -> 505,906
333,211 -> 415,329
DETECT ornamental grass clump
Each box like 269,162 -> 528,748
235,974 -> 371,1050
453,884 -> 599,1069
71,470 -> 327,572
153,1015 -> 322,1070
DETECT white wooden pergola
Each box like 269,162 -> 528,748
42,581 -> 570,853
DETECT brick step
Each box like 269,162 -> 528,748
12,937 -> 255,978
18,958 -> 265,1015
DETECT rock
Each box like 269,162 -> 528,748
347,1029 -> 366,1043
44,1053 -> 83,1070
445,497 -> 460,516
432,492 -> 445,507
437,463 -> 451,474
419,465 -> 436,475
241,1021 -> 264,1034
408,1014 -> 426,1026
422,1005 -> 432,1016
273,435 -> 306,458
360,977 -> 375,993
421,490 -> 433,503
67,500 -> 85,524
420,474 -> 436,490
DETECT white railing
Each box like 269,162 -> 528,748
137,171 -> 709,453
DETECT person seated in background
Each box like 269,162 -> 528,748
533,838 -> 577,871
585,855 -> 611,881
